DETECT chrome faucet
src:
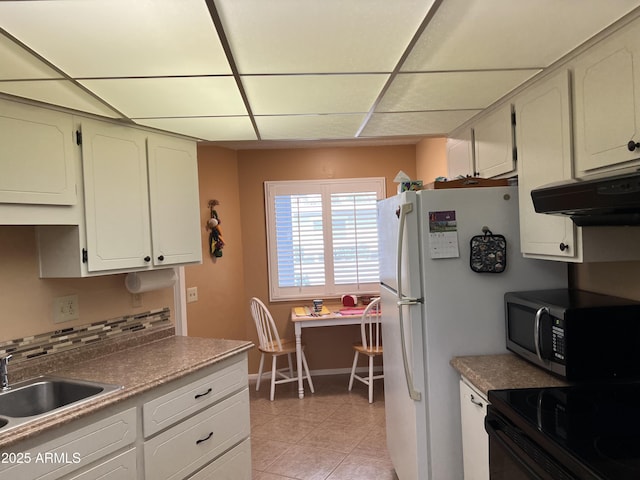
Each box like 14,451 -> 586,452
0,354 -> 12,391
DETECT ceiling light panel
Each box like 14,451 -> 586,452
215,0 -> 437,74
0,80 -> 123,118
80,77 -> 247,118
256,114 -> 366,140
134,117 -> 257,142
0,34 -> 62,80
378,70 -> 540,112
0,0 -> 231,77
242,74 -> 389,115
402,0 -> 640,71
361,111 -> 481,138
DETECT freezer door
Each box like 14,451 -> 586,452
381,285 -> 429,480
377,192 -> 421,300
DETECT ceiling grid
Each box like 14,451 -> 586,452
0,0 -> 639,147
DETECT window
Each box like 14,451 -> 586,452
265,178 -> 385,301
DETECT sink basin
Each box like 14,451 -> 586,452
0,376 -> 122,431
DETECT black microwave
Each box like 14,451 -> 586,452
505,289 -> 640,381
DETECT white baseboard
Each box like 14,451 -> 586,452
248,366 -> 383,381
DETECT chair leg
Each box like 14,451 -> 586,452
301,350 -> 315,393
256,353 -> 265,391
368,355 -> 374,404
348,351 -> 359,391
270,355 -> 277,401
287,352 -> 294,377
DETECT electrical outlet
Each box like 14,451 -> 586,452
187,287 -> 198,303
53,294 -> 79,323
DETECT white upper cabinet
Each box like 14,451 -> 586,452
573,17 -> 640,175
0,98 -> 76,205
515,70 -> 578,260
147,134 -> 202,266
81,119 -> 152,271
473,103 -> 516,178
446,129 -> 474,179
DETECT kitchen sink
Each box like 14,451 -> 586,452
0,376 -> 122,432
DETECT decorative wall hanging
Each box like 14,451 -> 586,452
469,226 -> 506,273
207,199 -> 225,258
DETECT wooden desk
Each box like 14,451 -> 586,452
290,304 -> 373,399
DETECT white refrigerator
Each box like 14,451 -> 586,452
377,187 -> 567,480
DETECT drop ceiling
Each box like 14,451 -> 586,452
1,0 -> 639,148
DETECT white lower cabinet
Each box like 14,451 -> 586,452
66,448 -> 137,480
143,389 -> 250,480
459,379 -> 489,480
0,352 -> 251,480
0,408 -> 137,480
188,438 -> 252,480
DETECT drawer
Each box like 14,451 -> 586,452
66,448 -> 137,480
144,388 -> 250,480
143,355 -> 248,437
0,407 -> 136,480
188,438 -> 251,480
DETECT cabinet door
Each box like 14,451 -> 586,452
81,119 -> 152,271
447,130 -> 474,179
459,380 -> 489,480
147,135 -> 202,266
473,104 -> 515,178
515,70 -> 578,259
0,99 -> 76,205
574,18 -> 640,174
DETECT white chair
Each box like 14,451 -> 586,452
250,297 -> 314,401
348,297 -> 383,403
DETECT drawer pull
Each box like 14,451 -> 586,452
196,432 -> 214,445
470,394 -> 484,408
194,387 -> 213,399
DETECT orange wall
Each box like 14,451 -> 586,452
416,137 -> 448,184
234,144 -> 417,372
0,226 -> 174,341
184,147 -> 247,341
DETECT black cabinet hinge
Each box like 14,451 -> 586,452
76,130 -> 82,146
82,248 -> 88,263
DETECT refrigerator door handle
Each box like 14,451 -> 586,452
396,202 -> 422,402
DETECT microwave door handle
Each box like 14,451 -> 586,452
534,307 -> 549,362
396,202 -> 422,402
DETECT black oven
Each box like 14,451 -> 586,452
486,384 -> 640,480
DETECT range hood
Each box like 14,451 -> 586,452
531,171 -> 640,226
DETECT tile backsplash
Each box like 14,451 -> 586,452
0,308 -> 171,363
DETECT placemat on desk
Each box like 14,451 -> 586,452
294,306 -> 330,316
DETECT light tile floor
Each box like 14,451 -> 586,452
250,373 -> 399,480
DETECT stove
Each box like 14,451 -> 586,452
486,383 -> 640,479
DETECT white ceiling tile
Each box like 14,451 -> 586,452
0,0 -> 230,77
242,74 -> 388,115
0,34 -> 62,80
256,114 -> 366,140
0,80 -> 123,118
403,0 -> 640,71
378,70 -> 540,112
134,117 -> 257,142
80,77 -> 247,118
216,0 -> 436,73
360,111 -> 481,137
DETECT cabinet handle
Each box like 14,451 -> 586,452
196,432 -> 213,445
628,141 -> 640,152
194,388 -> 212,399
559,243 -> 569,252
470,394 -> 484,408
157,255 -> 165,261
144,256 -> 151,262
